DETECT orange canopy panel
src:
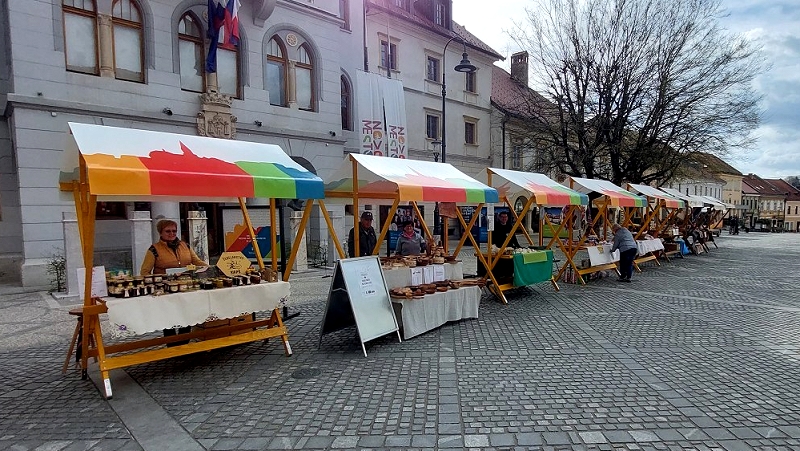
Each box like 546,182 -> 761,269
59,123 -> 324,201
324,153 -> 499,204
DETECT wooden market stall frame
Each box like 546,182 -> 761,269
483,168 -> 590,303
60,123 -> 325,398
626,183 -> 687,266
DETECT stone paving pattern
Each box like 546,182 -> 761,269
1,234 -> 800,450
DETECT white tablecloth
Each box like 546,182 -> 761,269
637,239 -> 665,254
391,285 -> 480,339
382,262 -> 463,290
586,245 -> 620,266
105,282 -> 291,336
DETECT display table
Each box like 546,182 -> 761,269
105,282 -> 291,336
563,244 -> 621,283
391,285 -> 480,339
634,239 -> 664,270
512,251 -> 554,287
382,262 -> 463,290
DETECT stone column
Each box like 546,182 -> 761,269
62,211 -> 83,296
130,211 -> 152,275
150,202 -> 181,243
287,61 -> 298,109
97,14 -> 114,78
290,210 -> 308,271
187,211 -> 209,263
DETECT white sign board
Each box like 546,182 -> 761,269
432,264 -> 445,282
77,266 -> 108,298
410,267 -> 423,286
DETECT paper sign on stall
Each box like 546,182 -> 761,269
77,266 -> 108,298
422,265 -> 435,283
410,267 -> 423,286
432,264 -> 445,282
216,251 -> 251,276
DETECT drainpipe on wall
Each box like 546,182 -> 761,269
501,116 -> 508,169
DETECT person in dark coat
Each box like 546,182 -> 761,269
348,211 -> 378,257
492,211 -> 521,249
611,223 -> 638,282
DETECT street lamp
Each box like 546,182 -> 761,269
431,140 -> 442,162
440,36 -> 478,164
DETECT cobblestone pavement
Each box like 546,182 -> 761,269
1,233 -> 800,450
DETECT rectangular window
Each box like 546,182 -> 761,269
64,12 -> 98,74
433,0 -> 447,26
511,143 -> 522,169
179,39 -> 204,92
339,0 -> 350,30
113,24 -> 143,82
217,47 -> 239,98
426,56 -> 440,82
426,114 -> 440,140
393,0 -> 408,9
464,121 -> 476,145
465,71 -> 476,93
380,40 -> 397,70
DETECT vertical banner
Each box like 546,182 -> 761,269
379,77 -> 408,159
356,71 -> 385,156
356,71 -> 408,158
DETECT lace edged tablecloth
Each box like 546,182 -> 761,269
105,281 -> 290,338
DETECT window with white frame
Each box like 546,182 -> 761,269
426,113 -> 440,140
266,34 -> 316,110
464,119 -> 477,145
426,56 -> 440,82
63,0 -> 99,75
511,140 -> 522,169
380,40 -> 397,70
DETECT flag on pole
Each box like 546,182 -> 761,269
223,0 -> 240,47
206,0 -> 225,73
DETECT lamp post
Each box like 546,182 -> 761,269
440,36 -> 478,164
431,140 -> 442,236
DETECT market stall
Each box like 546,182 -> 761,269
59,123 -> 324,398
323,153 -> 498,335
485,168 -> 589,302
562,177 -> 647,284
627,183 -> 686,263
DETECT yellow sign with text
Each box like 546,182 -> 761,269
216,251 -> 252,277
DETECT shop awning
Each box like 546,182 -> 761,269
659,187 -> 705,208
488,168 -> 588,206
627,183 -> 686,209
699,195 -> 727,208
569,177 -> 646,208
59,123 -> 324,201
324,153 -> 498,204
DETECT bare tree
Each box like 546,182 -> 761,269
508,0 -> 766,185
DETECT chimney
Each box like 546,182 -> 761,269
510,51 -> 529,86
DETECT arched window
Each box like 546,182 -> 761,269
341,75 -> 352,131
111,0 -> 144,82
296,44 -> 314,111
63,0 -> 99,75
178,13 -> 204,92
267,37 -> 287,106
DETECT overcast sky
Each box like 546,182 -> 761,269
453,0 -> 800,179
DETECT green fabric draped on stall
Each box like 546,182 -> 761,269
513,250 -> 553,287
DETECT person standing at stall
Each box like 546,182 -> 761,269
140,219 -> 208,345
611,223 -> 637,283
348,211 -> 378,258
492,210 -> 521,249
395,221 -> 427,256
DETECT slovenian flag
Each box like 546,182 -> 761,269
205,0 -> 226,73
223,0 -> 240,47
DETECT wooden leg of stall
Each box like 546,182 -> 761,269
318,200 -> 347,259
451,203 -> 482,259
374,200 -> 400,255
456,209 -> 507,304
282,199 -> 315,281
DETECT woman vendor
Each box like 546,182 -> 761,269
395,221 -> 427,256
140,219 -> 207,275
140,219 -> 207,345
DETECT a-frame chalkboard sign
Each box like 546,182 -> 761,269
319,256 -> 401,356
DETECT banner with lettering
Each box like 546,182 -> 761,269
356,71 -> 407,158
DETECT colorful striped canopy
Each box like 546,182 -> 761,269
59,123 -> 324,200
570,177 -> 646,208
628,183 -> 686,209
660,187 -> 706,208
488,168 -> 588,206
324,153 -> 498,203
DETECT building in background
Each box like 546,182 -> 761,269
0,0 -> 364,286
743,174 -> 785,232
764,178 -> 800,232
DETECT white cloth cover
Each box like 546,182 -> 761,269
391,285 -> 480,339
105,282 -> 290,336
586,245 -> 621,266
637,239 -> 665,255
382,262 -> 464,289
